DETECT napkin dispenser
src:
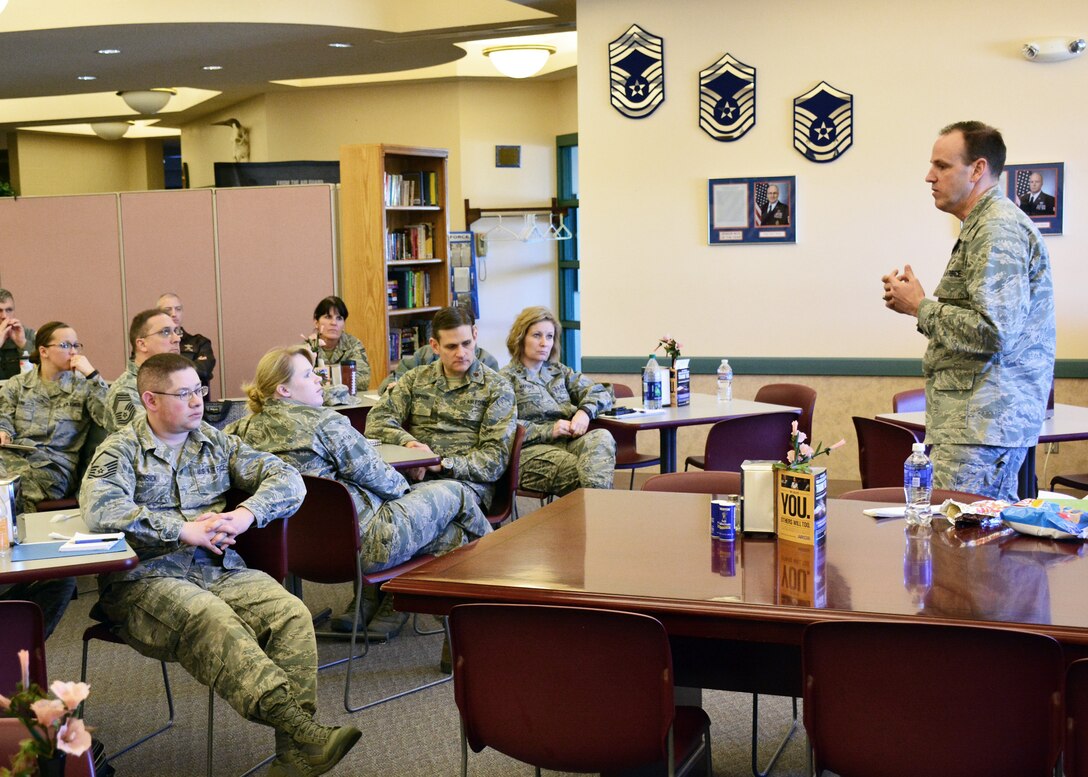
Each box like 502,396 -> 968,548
740,460 -> 777,535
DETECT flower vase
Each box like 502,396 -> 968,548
37,753 -> 67,777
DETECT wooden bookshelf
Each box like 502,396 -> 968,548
340,144 -> 450,385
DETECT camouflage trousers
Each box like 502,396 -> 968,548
930,443 -> 1027,502
517,428 -> 617,496
99,565 -> 318,724
0,452 -> 70,512
359,480 -> 492,573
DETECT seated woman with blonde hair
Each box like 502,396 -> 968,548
500,306 -> 616,496
227,344 -> 491,637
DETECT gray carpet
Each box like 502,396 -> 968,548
40,496 -> 813,777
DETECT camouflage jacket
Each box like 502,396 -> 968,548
500,361 -> 613,445
918,186 -> 1055,446
365,358 -> 516,506
226,399 -> 407,521
0,367 -> 108,478
320,331 -> 371,391
377,345 -> 501,393
80,415 -> 304,583
104,360 -> 142,433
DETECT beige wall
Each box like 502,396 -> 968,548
12,131 -> 164,195
578,0 -> 1088,361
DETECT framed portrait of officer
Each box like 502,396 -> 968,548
1004,162 -> 1063,235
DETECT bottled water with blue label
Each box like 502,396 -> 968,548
642,354 -> 662,410
716,359 -> 733,402
903,442 -> 933,526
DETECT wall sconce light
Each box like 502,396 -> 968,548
483,45 -> 556,79
1022,37 -> 1086,62
117,88 -> 177,114
90,121 -> 133,140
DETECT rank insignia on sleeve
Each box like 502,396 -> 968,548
699,54 -> 756,142
793,81 -> 853,163
87,452 -> 119,480
111,395 -> 137,426
609,24 -> 665,119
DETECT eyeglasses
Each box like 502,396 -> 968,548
151,386 -> 209,401
48,342 -> 84,351
142,326 -> 184,339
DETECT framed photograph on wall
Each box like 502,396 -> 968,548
708,176 -> 796,245
1003,162 -> 1063,235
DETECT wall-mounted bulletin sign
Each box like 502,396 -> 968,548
793,81 -> 853,163
1003,163 -> 1064,235
609,24 -> 665,119
708,176 -> 797,245
699,53 -> 756,142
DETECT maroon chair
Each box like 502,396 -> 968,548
892,387 -> 926,412
0,600 -> 48,695
484,423 -> 525,528
642,471 -> 741,494
608,382 -> 661,488
1066,659 -> 1088,777
0,719 -> 95,776
1050,472 -> 1088,496
287,475 -> 449,712
838,486 -> 989,503
803,621 -> 1063,777
686,383 -> 815,471
335,404 -> 372,436
852,416 -> 921,488
701,412 -> 797,472
449,603 -> 712,777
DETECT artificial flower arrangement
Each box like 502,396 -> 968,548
0,650 -> 92,777
655,336 -> 683,365
774,420 -> 845,472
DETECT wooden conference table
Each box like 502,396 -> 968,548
593,393 -> 801,473
878,402 -> 1088,498
386,489 -> 1088,697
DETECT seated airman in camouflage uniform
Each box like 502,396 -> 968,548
376,341 -> 501,394
0,321 -> 108,511
227,345 -> 491,638
365,306 -> 517,512
103,309 -> 182,432
501,307 -> 616,495
307,295 -> 371,391
81,353 -> 360,777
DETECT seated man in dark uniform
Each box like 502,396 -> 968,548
158,292 -> 216,389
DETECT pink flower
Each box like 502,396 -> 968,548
786,450 -> 795,463
50,681 -> 90,712
791,420 -> 799,436
30,698 -> 67,729
795,430 -> 807,444
828,439 -> 846,450
18,649 -> 30,689
0,692 -> 10,711
56,718 -> 92,757
799,443 -> 814,458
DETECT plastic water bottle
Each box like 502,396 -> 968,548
903,525 -> 932,609
19,351 -> 32,373
642,354 -> 662,410
716,359 -> 733,402
903,443 -> 933,526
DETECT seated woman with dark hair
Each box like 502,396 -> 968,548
0,321 -> 108,511
500,306 -> 616,496
307,295 -> 370,390
227,345 -> 490,637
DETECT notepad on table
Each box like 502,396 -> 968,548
58,532 -> 126,552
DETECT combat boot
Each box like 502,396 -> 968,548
330,582 -> 380,633
263,695 -> 361,776
365,591 -> 408,641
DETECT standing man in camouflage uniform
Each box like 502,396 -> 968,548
501,306 -> 616,495
882,121 -> 1055,501
81,354 -> 360,777
228,345 -> 490,640
158,292 -> 216,390
0,288 -> 34,379
104,309 -> 181,432
365,306 -> 517,512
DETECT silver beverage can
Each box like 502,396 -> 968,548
0,475 -> 19,554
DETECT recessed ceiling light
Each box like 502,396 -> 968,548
328,42 -> 353,48
97,48 -> 121,55
202,65 -> 223,71
77,75 -> 97,81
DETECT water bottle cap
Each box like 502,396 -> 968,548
912,442 -> 926,453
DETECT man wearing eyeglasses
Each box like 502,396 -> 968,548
104,309 -> 182,432
81,353 -> 361,775
158,292 -> 216,390
0,288 -> 34,380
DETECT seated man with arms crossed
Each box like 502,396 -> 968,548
365,306 -> 517,513
81,354 -> 359,777
104,308 -> 182,432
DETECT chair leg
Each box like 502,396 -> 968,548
751,693 -> 799,777
628,469 -> 636,489
460,722 -> 469,777
413,612 -> 444,636
207,686 -> 214,777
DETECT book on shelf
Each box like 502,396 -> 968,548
386,223 -> 434,261
386,269 -> 432,309
402,171 -> 438,206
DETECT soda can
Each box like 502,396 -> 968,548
711,499 -> 736,541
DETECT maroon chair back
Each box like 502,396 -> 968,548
642,471 -> 741,494
1067,659 -> 1088,777
852,416 -> 921,489
892,388 -> 925,412
336,405 -> 372,436
803,621 -> 1063,777
225,488 -> 289,583
838,486 -> 988,503
605,383 -> 660,478
485,424 -> 525,528
703,412 -> 796,472
450,603 -> 693,772
286,476 -> 361,585
754,383 -> 816,440
0,601 -> 47,696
